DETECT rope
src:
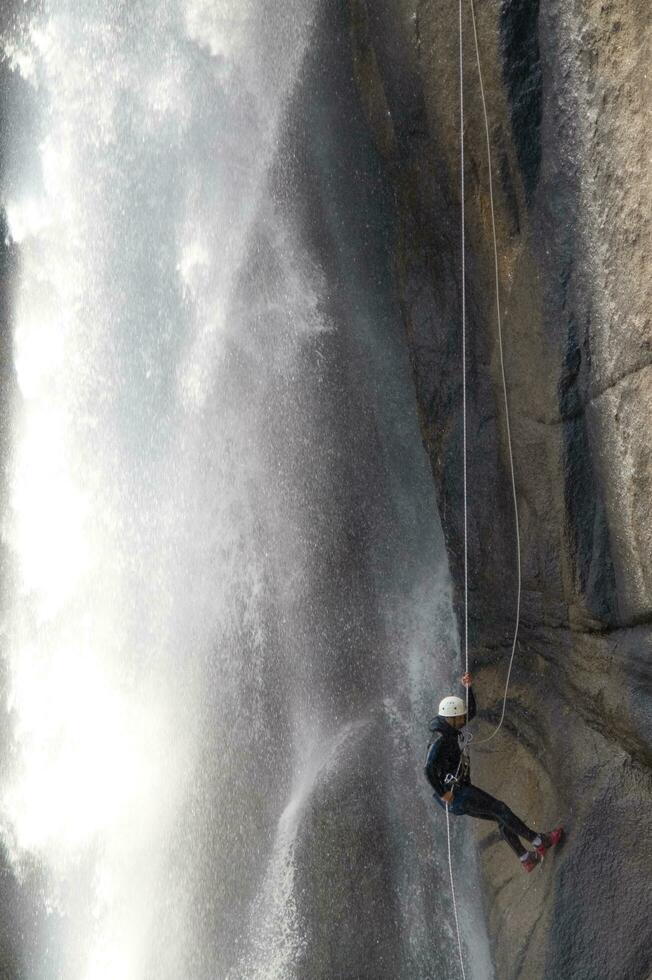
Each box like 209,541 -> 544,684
446,803 -> 467,980
467,0 -> 522,745
459,0 -> 469,720
448,8 -> 468,980
445,3 -> 522,974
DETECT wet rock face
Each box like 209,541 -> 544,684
348,1 -> 652,977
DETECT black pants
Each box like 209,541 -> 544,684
439,783 -> 537,858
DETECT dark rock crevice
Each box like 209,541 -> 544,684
499,0 -> 543,204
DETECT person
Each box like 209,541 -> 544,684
425,672 -> 563,872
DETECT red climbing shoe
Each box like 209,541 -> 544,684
521,852 -> 540,873
536,827 -> 564,857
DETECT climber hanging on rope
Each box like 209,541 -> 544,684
425,673 -> 563,872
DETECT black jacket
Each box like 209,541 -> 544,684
424,688 -> 476,797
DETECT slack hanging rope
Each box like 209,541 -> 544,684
468,0 -> 522,745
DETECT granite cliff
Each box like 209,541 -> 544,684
348,1 -> 652,977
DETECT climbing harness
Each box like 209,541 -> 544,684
459,733 -> 472,783
441,728 -> 473,831
458,727 -> 474,752
446,0 -> 523,975
448,729 -> 474,786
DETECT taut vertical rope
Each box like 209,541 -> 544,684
446,803 -> 467,980
460,0 -> 469,721
446,6 -> 468,980
445,2 -> 524,973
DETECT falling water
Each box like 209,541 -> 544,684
0,1 -> 492,977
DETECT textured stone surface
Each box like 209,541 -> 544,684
349,1 -> 652,977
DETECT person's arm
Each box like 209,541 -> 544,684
424,735 -> 446,797
461,672 -> 476,720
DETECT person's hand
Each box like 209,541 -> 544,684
461,672 -> 473,688
442,791 -> 454,804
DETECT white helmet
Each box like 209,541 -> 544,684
438,695 -> 466,717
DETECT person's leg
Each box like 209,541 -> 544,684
498,825 -> 528,858
452,784 -> 538,846
454,798 -> 525,857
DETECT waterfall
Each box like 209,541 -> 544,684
0,1 -> 492,977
